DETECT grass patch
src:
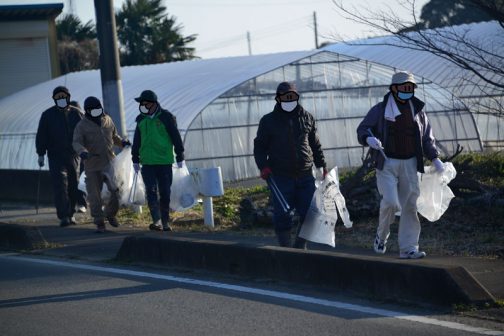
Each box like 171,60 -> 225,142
116,152 -> 503,258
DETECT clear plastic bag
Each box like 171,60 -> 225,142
112,147 -> 136,205
170,164 -> 198,211
78,170 -> 111,201
127,171 -> 146,205
299,167 -> 353,247
417,162 -> 457,222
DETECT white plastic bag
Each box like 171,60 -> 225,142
299,167 -> 353,247
170,164 -> 198,211
127,171 -> 146,205
78,171 -> 111,201
112,147 -> 136,205
417,162 -> 457,222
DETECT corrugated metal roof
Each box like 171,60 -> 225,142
0,50 -> 319,136
0,3 -> 63,21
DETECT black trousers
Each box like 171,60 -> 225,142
48,155 -> 80,220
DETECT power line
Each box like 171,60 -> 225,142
198,15 -> 312,53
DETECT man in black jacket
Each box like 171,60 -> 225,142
36,86 -> 83,227
254,82 -> 327,248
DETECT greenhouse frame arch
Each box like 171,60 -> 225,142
0,50 -> 482,182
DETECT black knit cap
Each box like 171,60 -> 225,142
276,82 -> 298,96
134,90 -> 158,103
84,96 -> 102,110
52,86 -> 70,97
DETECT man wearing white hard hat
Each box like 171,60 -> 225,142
356,71 -> 444,259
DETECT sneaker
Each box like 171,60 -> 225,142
149,220 -> 163,231
107,217 -> 120,228
76,206 -> 87,213
373,235 -> 387,254
400,250 -> 427,259
69,216 -> 77,225
163,225 -> 173,232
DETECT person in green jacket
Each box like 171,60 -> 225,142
131,90 -> 185,231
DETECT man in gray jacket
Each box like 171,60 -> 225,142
357,71 -> 444,259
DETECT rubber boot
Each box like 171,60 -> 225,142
276,230 -> 292,247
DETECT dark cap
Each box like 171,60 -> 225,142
84,96 -> 102,110
276,82 -> 298,96
134,90 -> 158,103
52,86 -> 70,97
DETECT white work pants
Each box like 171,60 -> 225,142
376,157 -> 420,253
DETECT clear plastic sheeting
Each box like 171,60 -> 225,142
324,21 -> 503,150
186,51 -> 481,181
0,48 -> 484,182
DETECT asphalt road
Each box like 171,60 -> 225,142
0,254 -> 502,336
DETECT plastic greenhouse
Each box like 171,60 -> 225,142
324,21 -> 504,150
0,49 -> 482,182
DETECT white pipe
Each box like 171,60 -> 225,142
203,196 -> 214,228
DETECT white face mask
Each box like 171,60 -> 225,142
139,105 -> 149,114
281,101 -> 298,112
90,108 -> 103,117
56,99 -> 68,108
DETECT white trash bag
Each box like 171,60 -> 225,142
299,167 -> 353,247
170,164 -> 198,211
78,171 -> 111,201
112,147 -> 136,205
127,171 -> 146,205
417,162 -> 457,222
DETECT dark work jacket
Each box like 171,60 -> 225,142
356,93 -> 440,173
254,103 -> 326,177
36,105 -> 83,160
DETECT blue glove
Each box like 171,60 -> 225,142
80,152 -> 89,160
122,139 -> 131,147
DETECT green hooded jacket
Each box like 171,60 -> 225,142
131,106 -> 185,165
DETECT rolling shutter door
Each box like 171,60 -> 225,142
0,38 -> 51,97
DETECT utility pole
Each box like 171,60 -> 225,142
67,0 -> 75,15
313,11 -> 319,49
247,31 -> 252,56
94,0 -> 127,138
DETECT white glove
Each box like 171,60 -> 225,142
432,158 -> 445,173
366,136 -> 383,150
133,163 -> 141,173
315,167 -> 326,181
177,160 -> 185,168
38,155 -> 44,167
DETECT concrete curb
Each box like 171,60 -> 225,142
0,223 -> 48,250
116,235 -> 496,307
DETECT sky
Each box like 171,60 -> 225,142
1,0 -> 429,59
